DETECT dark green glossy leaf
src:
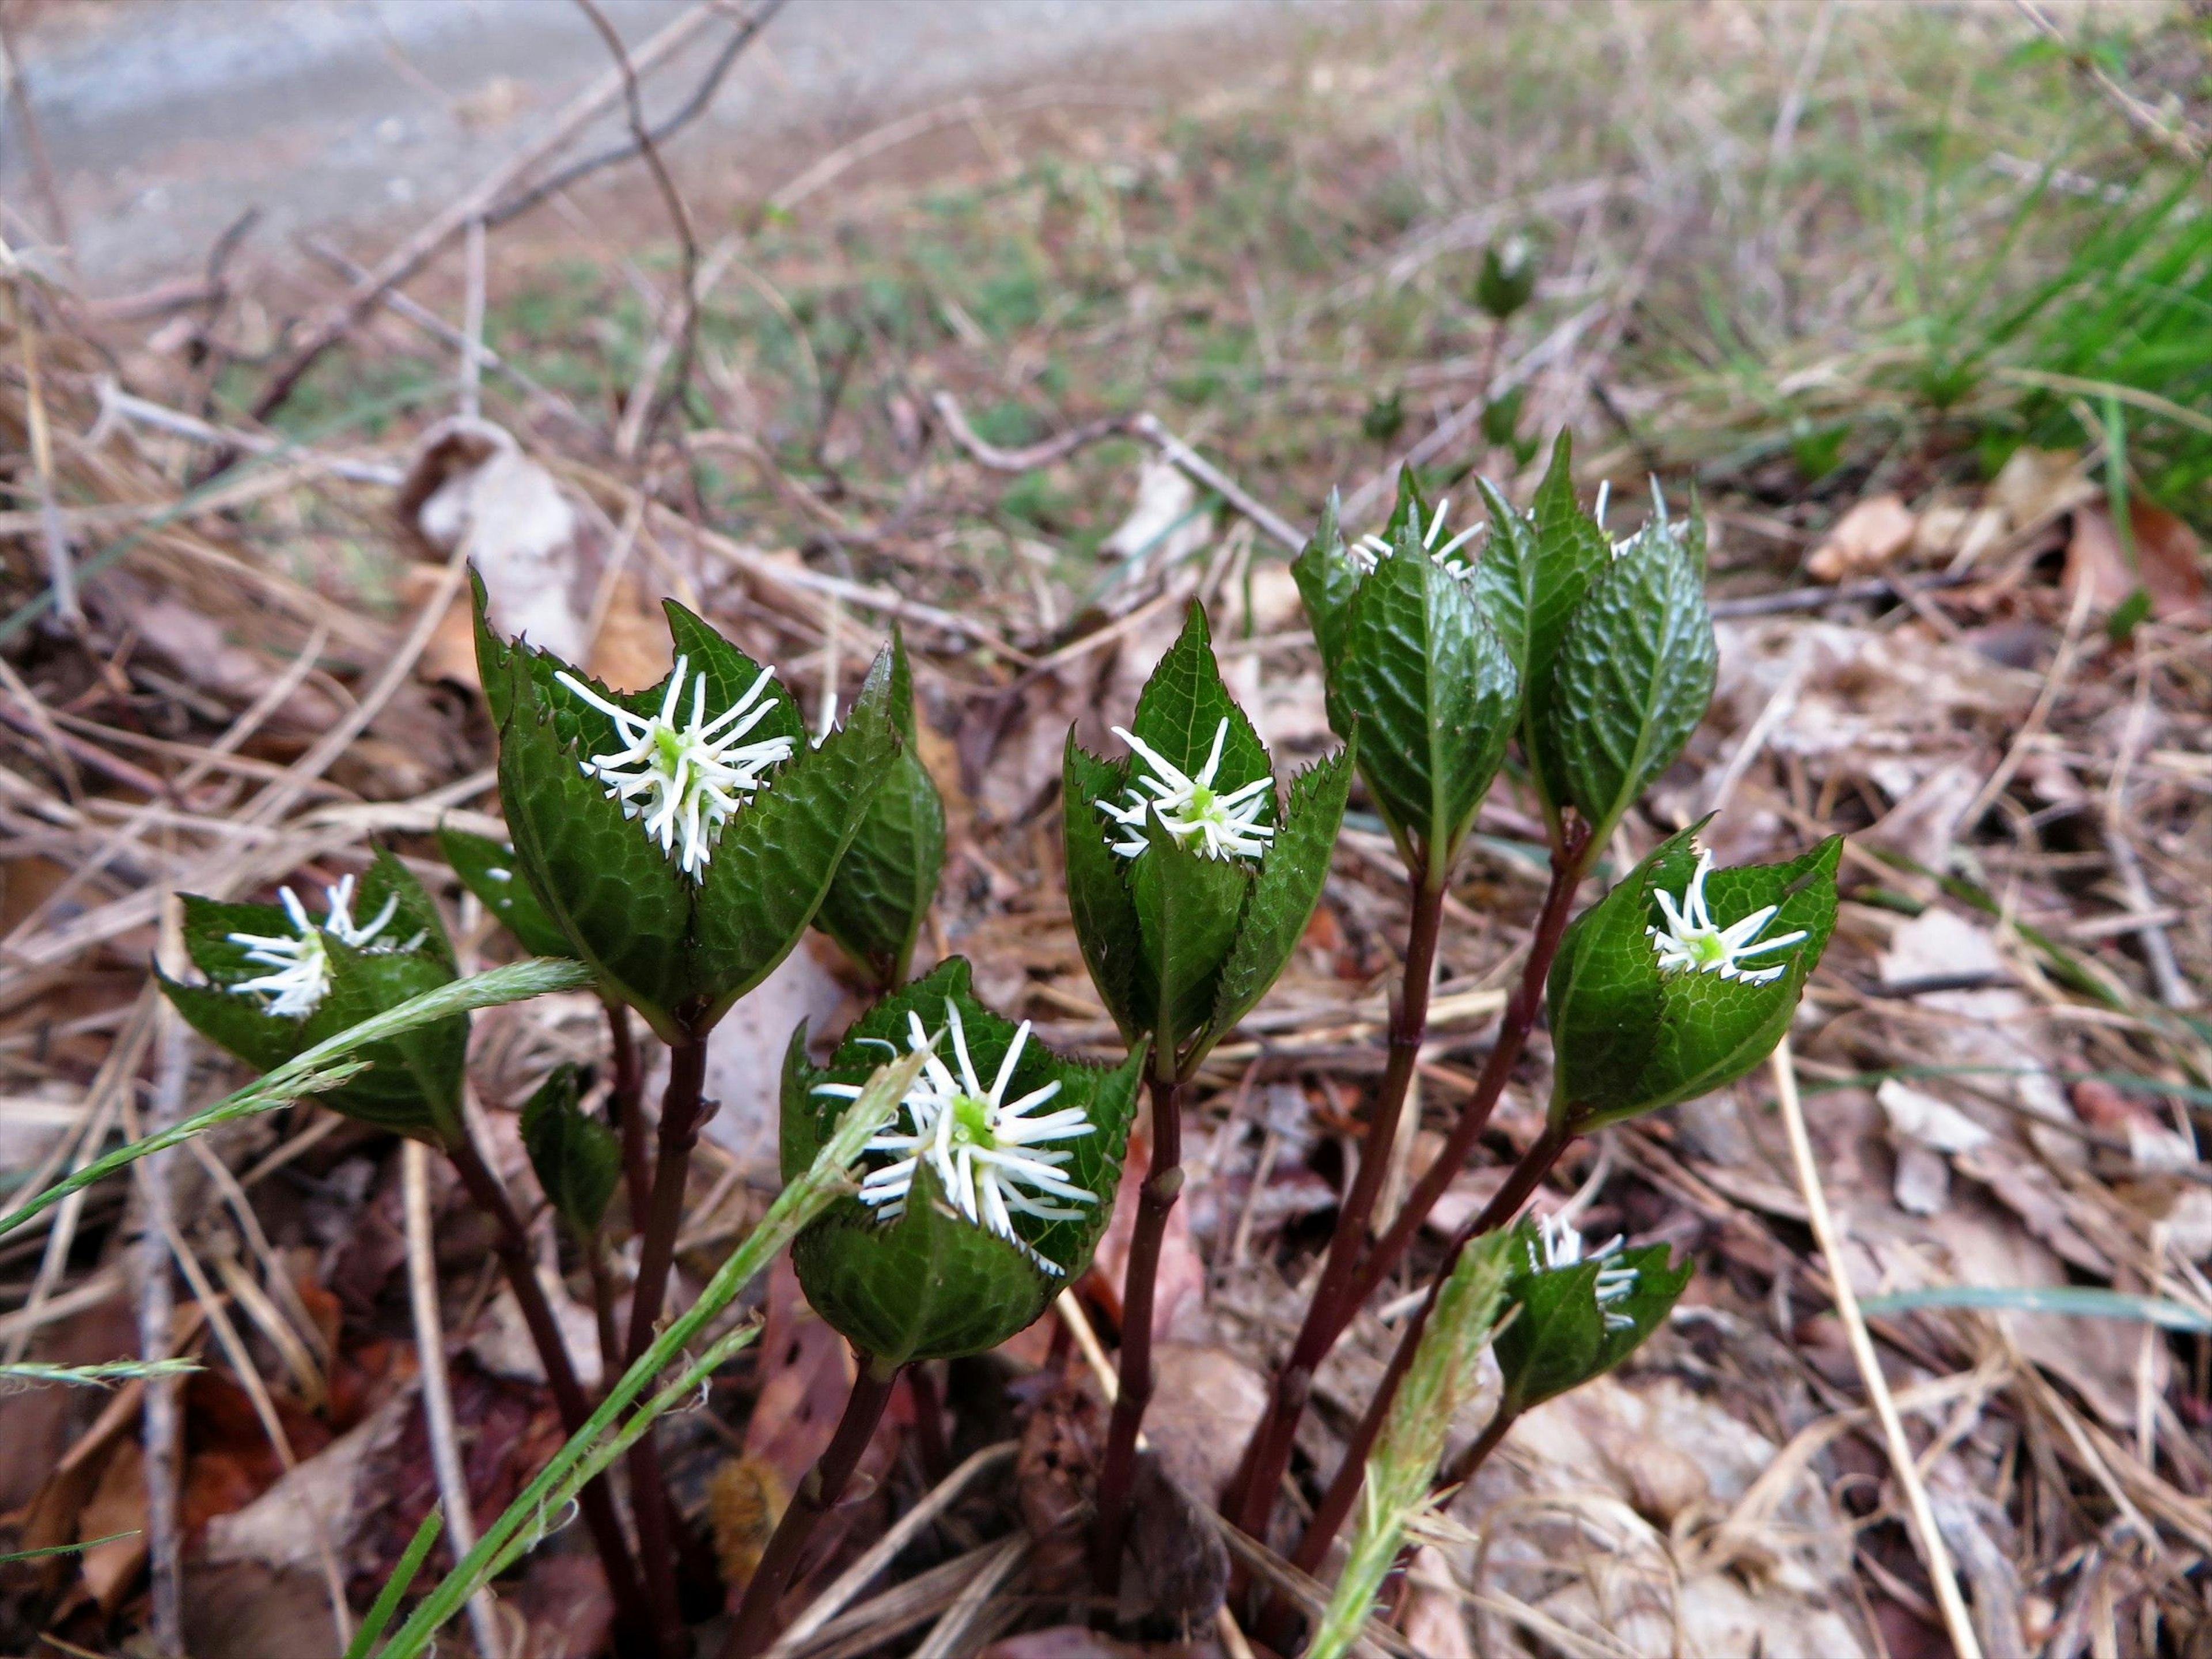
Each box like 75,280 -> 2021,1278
1495,1219 -> 1691,1415
1536,516 -> 1716,842
690,647 -> 899,1027
356,847 -> 454,976
1063,734 -> 1147,1041
816,630 -> 946,988
437,824 -> 573,960
1127,603 -> 1270,796
1129,812 -> 1249,1066
1548,828 -> 1842,1129
784,959 -> 1143,1362
1520,433 -> 1612,810
520,1065 -> 620,1236
1290,492 -> 1358,677
307,941 -> 465,1141
1332,535 -> 1518,863
1468,477 -> 1537,686
1210,742 -> 1353,1041
793,1160 -> 1056,1365
660,600 -> 809,758
495,647 -> 693,1034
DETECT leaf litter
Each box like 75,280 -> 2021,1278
2,5 -> 2210,1657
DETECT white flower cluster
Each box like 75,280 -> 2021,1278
1528,1213 -> 1639,1332
1097,717 -> 1274,863
1646,849 -> 1806,987
555,656 -> 794,880
226,876 -> 407,1020
818,1002 -> 1098,1275
1347,496 -> 1483,577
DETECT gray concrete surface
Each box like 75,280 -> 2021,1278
2,0 -> 1308,290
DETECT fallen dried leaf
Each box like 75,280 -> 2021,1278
1806,494 -> 1916,583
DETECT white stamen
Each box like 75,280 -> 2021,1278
1094,717 -> 1274,863
1529,1213 -> 1640,1331
813,1002 -> 1097,1275
1646,849 -> 1808,986
226,875 -> 404,1020
554,654 -> 794,880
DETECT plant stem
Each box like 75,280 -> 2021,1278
1289,1122 -> 1575,1580
1225,820 -> 1588,1547
1437,1403 -> 1517,1495
1092,1070 -> 1185,1600
1345,817 -> 1588,1312
1225,867 -> 1446,1542
446,1135 -> 655,1655
719,1355 -> 899,1659
605,997 -> 651,1229
625,1032 -> 711,1656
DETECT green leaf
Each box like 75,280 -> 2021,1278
438,824 -> 572,960
689,647 -> 900,1027
793,1158 -> 1055,1365
1548,829 -> 1842,1129
521,1065 -> 621,1237
1494,1220 -> 1691,1415
1210,743 -> 1354,1042
306,940 -> 467,1142
166,869 -> 468,1144
23,959 -> 594,1244
1468,478 -> 1538,684
1127,603 -> 1271,796
1332,533 -> 1519,865
495,647 -> 694,1033
660,599 -> 810,758
1130,814 -> 1249,1066
1290,492 -> 1359,676
356,847 -> 456,976
1536,516 -> 1716,842
816,630 -> 946,988
783,960 -> 1142,1362
1517,433 -> 1612,809
1063,734 -> 1147,1041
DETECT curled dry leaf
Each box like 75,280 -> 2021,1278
1805,494 -> 1916,584
2066,497 -> 2206,621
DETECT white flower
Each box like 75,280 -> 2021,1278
816,1002 -> 1097,1275
226,876 -> 403,1020
1528,1213 -> 1639,1331
554,655 -> 794,880
1647,849 -> 1807,986
1096,717 -> 1274,863
1347,495 -> 1483,577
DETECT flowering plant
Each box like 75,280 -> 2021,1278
159,849 -> 466,1143
473,573 -> 900,1040
781,958 -> 1143,1365
1065,601 -> 1353,1078
1547,821 -> 1842,1131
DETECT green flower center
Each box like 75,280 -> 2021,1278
1681,930 -> 1728,968
950,1093 -> 997,1151
654,725 -> 686,772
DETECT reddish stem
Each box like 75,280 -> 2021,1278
625,1033 -> 712,1657
447,1137 -> 655,1656
1092,1071 -> 1185,1600
1225,868 -> 1445,1541
1289,1122 -> 1575,1581
1438,1403 -> 1518,1496
1225,820 -> 1588,1548
605,997 -> 651,1230
719,1355 -> 899,1659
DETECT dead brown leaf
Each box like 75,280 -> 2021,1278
1806,494 -> 1916,583
2066,498 -> 2205,619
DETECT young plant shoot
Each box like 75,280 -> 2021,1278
1286,826 -> 1839,1596
158,849 -> 655,1645
1063,600 -> 1353,1590
475,575 -> 903,1653
1230,436 -> 1718,1546
722,959 -> 1142,1657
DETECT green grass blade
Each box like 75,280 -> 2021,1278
0,1531 -> 141,1565
371,1047 -> 925,1659
343,1507 -> 445,1659
0,957 -> 593,1243
1860,1285 -> 2212,1332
